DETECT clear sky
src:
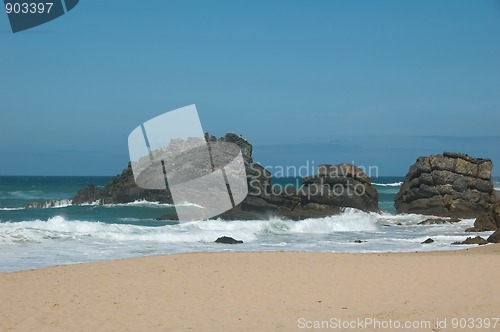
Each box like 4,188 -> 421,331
1,0 -> 499,176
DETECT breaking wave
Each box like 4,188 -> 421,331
372,182 -> 403,187
0,209 -> 382,245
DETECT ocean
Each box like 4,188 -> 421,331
0,176 -> 498,272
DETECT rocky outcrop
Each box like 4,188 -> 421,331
395,152 -> 496,218
71,132 -> 257,206
69,132 -> 378,220
452,236 -> 488,245
215,236 -> 243,244
418,218 -> 460,225
466,201 -> 500,232
487,230 -> 500,243
216,163 -> 379,220
72,163 -> 172,205
301,164 -> 378,212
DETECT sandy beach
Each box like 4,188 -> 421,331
1,245 -> 499,331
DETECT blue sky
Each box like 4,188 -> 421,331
1,0 -> 499,176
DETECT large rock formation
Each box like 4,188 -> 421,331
487,230 -> 500,243
465,201 -> 500,232
217,162 -> 379,220
47,132 -> 379,220
185,135 -> 379,220
395,152 -> 496,218
72,165 -> 172,205
302,164 -> 378,212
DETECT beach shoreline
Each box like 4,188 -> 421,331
1,245 -> 499,331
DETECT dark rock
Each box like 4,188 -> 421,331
62,132 -> 378,221
418,218 -> 460,225
301,164 -> 379,213
421,238 -> 434,244
465,201 -> 500,232
354,240 -> 366,243
487,230 -> 500,243
215,236 -> 243,244
452,236 -> 488,245
72,162 -> 173,205
201,141 -> 378,220
395,152 -> 496,218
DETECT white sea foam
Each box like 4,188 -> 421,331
27,199 -> 73,209
0,210 -> 381,245
0,209 -> 484,272
0,207 -> 25,211
0,209 -> 474,246
97,200 -> 203,208
372,181 -> 403,187
25,199 -> 197,209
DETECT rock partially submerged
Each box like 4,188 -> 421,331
395,152 -> 496,218
487,230 -> 500,243
215,236 -> 243,244
72,166 -> 173,205
466,201 -> 500,232
418,218 -> 460,225
302,164 -> 379,212
181,134 -> 379,220
69,132 -> 378,221
421,238 -> 434,244
216,163 -> 379,220
452,236 -> 488,245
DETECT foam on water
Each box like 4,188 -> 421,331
25,199 -> 197,209
0,210 -> 382,245
27,199 -> 73,209
0,209 -> 487,271
1,176 -> 497,272
372,181 -> 404,187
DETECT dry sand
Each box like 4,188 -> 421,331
1,245 -> 499,331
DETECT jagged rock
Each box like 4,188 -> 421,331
301,164 -> 379,212
216,163 -> 379,220
72,163 -> 172,205
487,230 -> 500,243
395,152 -> 496,218
68,132 -> 378,220
418,218 -> 460,225
465,201 -> 500,232
452,236 -> 488,245
421,238 -> 434,244
215,236 -> 243,244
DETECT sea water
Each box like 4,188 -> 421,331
0,176 -> 498,272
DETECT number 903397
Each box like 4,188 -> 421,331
5,2 -> 53,14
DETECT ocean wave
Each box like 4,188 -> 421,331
0,208 -> 477,249
376,211 -> 474,227
372,181 -> 403,187
79,199 -> 198,208
26,199 -> 194,209
27,199 -> 73,209
0,210 -> 381,245
95,200 -> 200,208
0,207 -> 25,211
